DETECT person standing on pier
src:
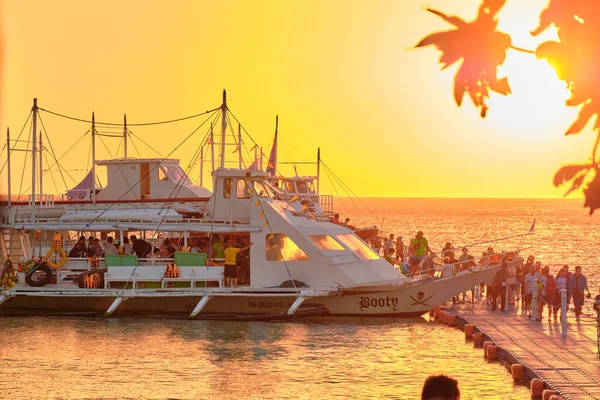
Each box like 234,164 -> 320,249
523,263 -> 541,316
492,262 -> 509,311
552,268 -> 568,322
568,266 -> 592,322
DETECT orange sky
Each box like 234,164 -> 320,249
1,0 -> 595,198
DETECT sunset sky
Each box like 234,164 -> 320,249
1,0 -> 595,198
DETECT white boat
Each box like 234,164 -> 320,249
0,92 -> 525,319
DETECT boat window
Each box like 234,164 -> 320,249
236,179 -> 252,199
161,165 -> 190,183
297,181 -> 308,193
252,180 -> 270,197
265,233 -> 310,262
336,234 -> 380,260
309,235 -> 344,251
263,181 -> 278,197
285,180 -> 295,193
223,178 -> 232,199
158,167 -> 169,181
308,181 -> 316,194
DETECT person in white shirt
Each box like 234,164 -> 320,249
523,264 -> 541,317
104,237 -> 118,255
441,257 -> 454,277
552,268 -> 568,321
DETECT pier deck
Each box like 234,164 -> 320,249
451,299 -> 600,400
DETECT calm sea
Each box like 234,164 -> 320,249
2,198 -> 598,400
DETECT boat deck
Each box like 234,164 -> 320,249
451,298 -> 600,400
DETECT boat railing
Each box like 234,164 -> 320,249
319,194 -> 334,213
27,194 -> 56,208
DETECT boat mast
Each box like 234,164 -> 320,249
199,141 -> 204,186
260,147 -> 263,170
238,123 -> 242,169
92,112 -> 96,204
219,90 -> 227,169
39,130 -> 43,200
210,123 -> 215,173
316,147 -> 321,196
123,114 -> 128,159
6,128 -> 11,207
31,98 -> 38,221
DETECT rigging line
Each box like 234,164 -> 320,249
115,137 -> 123,159
83,110 -> 219,227
38,112 -> 69,191
159,111 -> 223,212
16,123 -> 32,202
19,130 -> 90,196
185,110 -> 222,175
213,113 -> 298,290
42,151 -> 59,194
323,163 -> 349,215
97,133 -> 116,160
0,111 -> 33,174
321,160 -> 371,212
0,142 -> 6,160
38,106 -> 221,127
235,122 -> 298,292
226,110 -> 287,177
128,131 -> 165,158
321,163 -> 359,208
86,130 -> 93,171
129,135 -> 142,158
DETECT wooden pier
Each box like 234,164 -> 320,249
448,299 -> 600,400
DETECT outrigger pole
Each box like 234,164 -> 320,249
210,123 -> 215,173
238,123 -> 242,169
6,128 -> 11,207
39,130 -> 43,199
316,147 -> 321,197
123,114 -> 128,159
219,89 -> 227,169
31,98 -> 38,221
92,112 -> 96,204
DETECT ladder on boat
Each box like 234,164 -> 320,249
1,229 -> 28,264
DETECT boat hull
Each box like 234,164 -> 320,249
0,263 -> 502,319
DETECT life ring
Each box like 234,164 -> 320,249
46,247 -> 67,269
25,262 -> 53,287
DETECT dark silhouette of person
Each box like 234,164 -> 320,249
421,375 -> 460,400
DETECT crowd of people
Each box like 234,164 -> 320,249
67,233 -> 252,288
488,256 -> 593,322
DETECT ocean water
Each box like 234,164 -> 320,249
2,198 -> 598,400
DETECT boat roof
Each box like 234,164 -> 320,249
96,158 -> 180,165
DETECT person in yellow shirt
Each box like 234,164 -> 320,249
224,238 -> 252,288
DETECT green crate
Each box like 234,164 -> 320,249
104,254 -> 139,267
104,254 -> 121,267
120,255 -> 138,266
174,252 -> 207,266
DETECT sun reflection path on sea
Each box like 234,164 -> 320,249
1,317 -> 530,400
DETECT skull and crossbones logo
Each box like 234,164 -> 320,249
410,291 -> 434,306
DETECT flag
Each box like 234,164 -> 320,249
247,160 -> 258,171
266,122 -> 277,176
249,144 -> 258,151
232,146 -> 239,153
529,219 -> 536,233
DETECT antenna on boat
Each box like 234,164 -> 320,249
123,114 -> 128,159
210,123 -> 215,173
316,147 -> 321,197
39,130 -> 43,199
238,123 -> 242,169
92,112 -> 96,204
6,127 -> 11,207
31,98 -> 38,221
219,89 -> 227,169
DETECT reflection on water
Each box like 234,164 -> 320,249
1,316 -> 529,400
2,199 -> 595,399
